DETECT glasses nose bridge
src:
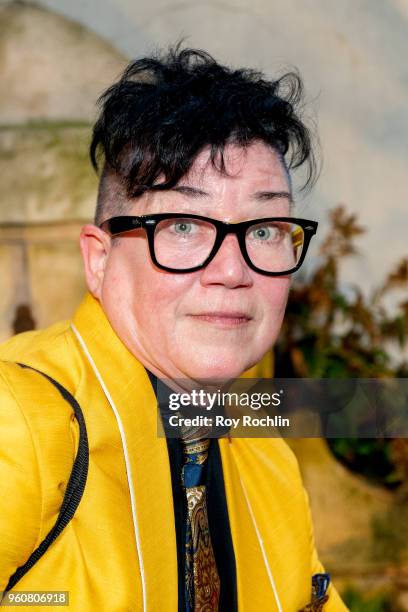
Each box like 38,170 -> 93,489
211,220 -> 246,261
217,219 -> 245,242
222,220 -> 243,236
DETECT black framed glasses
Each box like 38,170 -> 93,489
100,213 -> 318,276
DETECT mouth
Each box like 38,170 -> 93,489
188,312 -> 253,328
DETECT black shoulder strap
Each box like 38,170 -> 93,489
5,363 -> 89,592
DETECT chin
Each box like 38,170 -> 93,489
180,351 -> 251,385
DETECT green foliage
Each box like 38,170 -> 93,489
274,205 -> 408,486
275,205 -> 408,379
329,438 -> 397,487
341,587 -> 393,612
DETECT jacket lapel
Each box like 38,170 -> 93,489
72,293 -> 178,611
219,438 -> 281,611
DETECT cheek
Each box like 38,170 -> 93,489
138,270 -> 194,307
99,245 -> 146,331
260,277 -> 291,324
106,255 -> 195,333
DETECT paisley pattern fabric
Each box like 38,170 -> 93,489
298,573 -> 331,611
181,435 -> 220,611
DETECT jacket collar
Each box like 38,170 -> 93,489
71,292 -> 178,611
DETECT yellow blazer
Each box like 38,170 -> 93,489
0,293 -> 348,611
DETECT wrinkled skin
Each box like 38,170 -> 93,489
81,142 -> 292,387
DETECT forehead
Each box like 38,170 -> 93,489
135,141 -> 291,218
183,141 -> 289,187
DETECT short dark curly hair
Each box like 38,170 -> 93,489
90,45 -> 317,225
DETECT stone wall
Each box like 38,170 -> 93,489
0,220 -> 86,341
0,1 -> 126,338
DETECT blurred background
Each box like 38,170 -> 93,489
0,0 -> 407,608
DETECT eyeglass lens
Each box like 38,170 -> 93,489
153,217 -> 304,272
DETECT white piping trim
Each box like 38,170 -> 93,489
71,323 -> 147,611
239,475 -> 283,612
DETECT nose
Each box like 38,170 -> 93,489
199,233 -> 253,289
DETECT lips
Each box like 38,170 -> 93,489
188,312 -> 252,327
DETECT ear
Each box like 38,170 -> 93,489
80,224 -> 112,299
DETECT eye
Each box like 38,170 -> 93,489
249,224 -> 280,241
254,227 -> 270,240
174,221 -> 193,234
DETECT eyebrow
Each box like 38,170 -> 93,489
170,186 -> 209,198
251,190 -> 292,202
171,186 -> 293,203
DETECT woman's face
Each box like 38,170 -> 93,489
82,142 -> 292,384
